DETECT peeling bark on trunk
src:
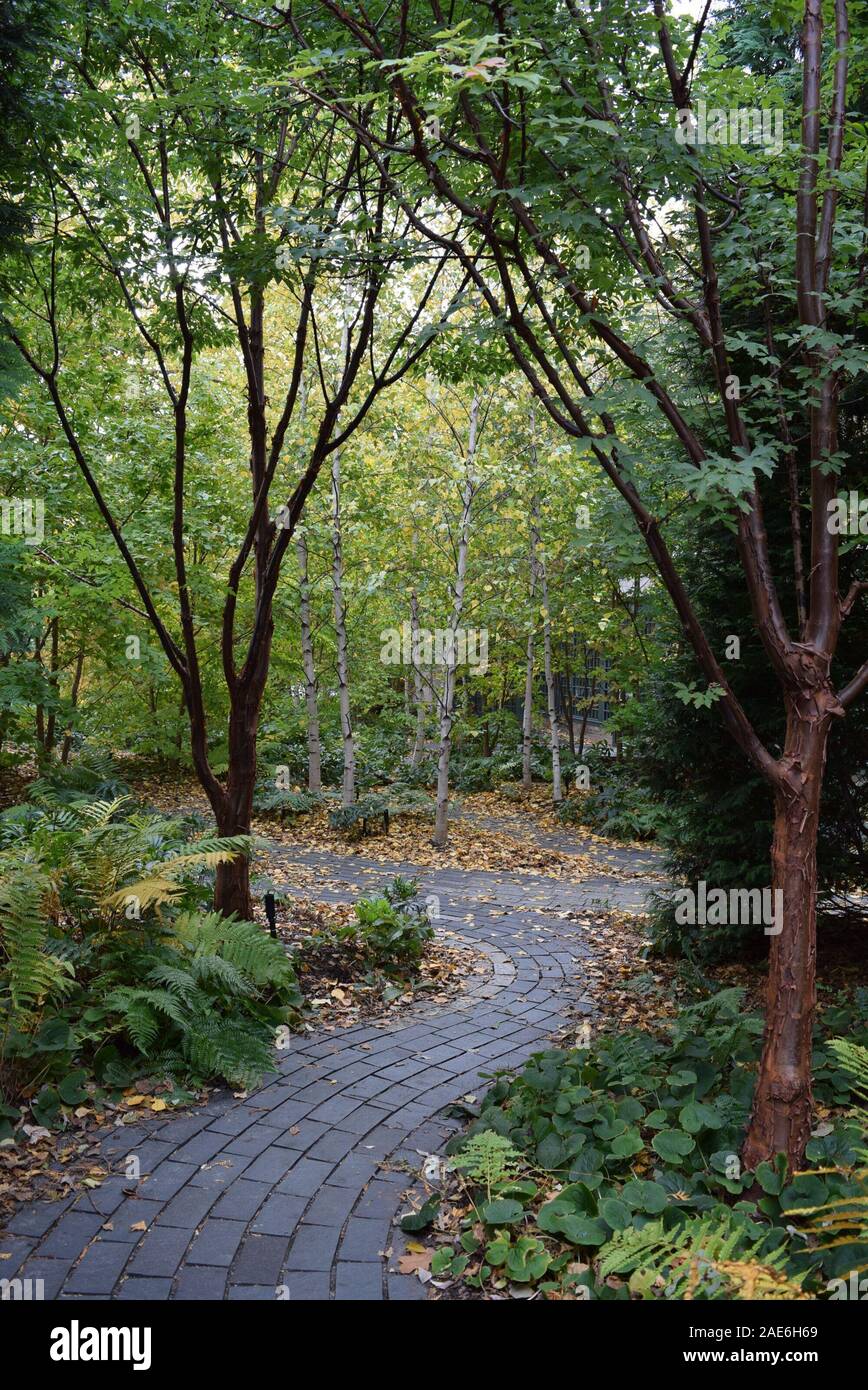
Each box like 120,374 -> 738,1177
212,658 -> 271,920
742,697 -> 831,1170
296,526 -> 322,793
331,448 -> 355,808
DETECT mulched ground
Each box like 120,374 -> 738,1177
130,772 -> 606,880
0,1080 -> 216,1232
264,807 -> 601,879
270,896 -> 487,1031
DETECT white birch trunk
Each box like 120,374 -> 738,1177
409,573 -> 426,767
528,408 -> 562,804
521,521 -> 537,791
331,446 -> 355,807
432,396 -> 479,847
296,525 -> 321,793
534,498 -> 562,804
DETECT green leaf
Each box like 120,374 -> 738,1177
506,1235 -> 551,1282
600,1196 -> 631,1230
535,1131 -> 566,1170
58,1069 -> 89,1106
679,1100 -> 723,1134
609,1127 -> 644,1158
621,1179 -> 668,1214
399,1194 -> 441,1232
479,1197 -> 525,1224
537,1200 -> 607,1246
755,1155 -> 787,1195
651,1129 -> 696,1162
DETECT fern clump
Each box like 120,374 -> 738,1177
598,1212 -> 803,1300
0,796 -> 302,1135
450,1131 -> 524,1200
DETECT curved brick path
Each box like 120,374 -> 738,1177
1,840 -> 659,1301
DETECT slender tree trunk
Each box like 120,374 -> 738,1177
521,524 -> 537,791
535,509 -> 562,803
296,526 -> 322,793
527,412 -> 562,802
578,670 -> 597,760
212,646 -> 272,920
60,646 -> 85,764
410,555 -> 426,767
174,691 -> 185,761
42,617 -> 59,756
564,642 -> 576,757
433,397 -> 478,848
742,701 -> 830,1171
521,630 -> 535,790
331,448 -> 355,807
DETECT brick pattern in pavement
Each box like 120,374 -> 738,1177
1,845 -> 657,1301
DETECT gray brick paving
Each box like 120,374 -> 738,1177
1,841 -> 657,1300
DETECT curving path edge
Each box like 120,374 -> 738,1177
1,843 -> 657,1301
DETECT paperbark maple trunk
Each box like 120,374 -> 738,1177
742,701 -> 829,1171
212,695 -> 261,920
210,620 -> 274,920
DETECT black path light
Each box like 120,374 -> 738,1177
264,891 -> 278,939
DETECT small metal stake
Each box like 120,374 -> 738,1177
264,891 -> 277,939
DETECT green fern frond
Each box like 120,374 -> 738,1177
173,912 -> 297,991
598,1212 -> 792,1299
179,1015 -> 275,1090
0,860 -> 73,1025
450,1131 -> 523,1199
76,797 -> 133,828
102,836 -> 251,913
144,962 -> 199,1005
826,1039 -> 868,1106
189,954 -> 254,997
785,1040 -> 868,1272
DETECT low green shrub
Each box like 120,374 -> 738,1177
578,746 -> 667,841
252,783 -> 322,822
350,876 -> 434,968
24,752 -> 130,810
327,785 -> 434,836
